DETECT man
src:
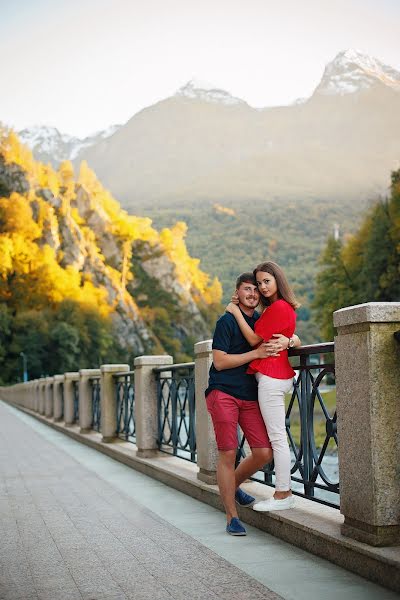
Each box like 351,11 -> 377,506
205,272 -> 299,536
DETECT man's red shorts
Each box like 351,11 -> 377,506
206,389 -> 271,451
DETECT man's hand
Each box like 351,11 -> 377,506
264,333 -> 289,354
254,343 -> 280,359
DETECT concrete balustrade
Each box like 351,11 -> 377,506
100,364 -> 130,442
334,302 -> 400,546
2,301 -> 400,558
64,372 -> 80,426
134,355 -> 173,458
53,375 -> 64,421
194,340 -> 218,484
79,369 -> 101,433
45,377 -> 54,417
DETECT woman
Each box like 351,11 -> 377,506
226,261 -> 300,511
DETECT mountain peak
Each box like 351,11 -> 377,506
176,79 -> 245,106
18,123 -> 121,165
314,48 -> 400,96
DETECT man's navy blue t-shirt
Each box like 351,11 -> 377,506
205,310 -> 259,401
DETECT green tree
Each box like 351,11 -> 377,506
314,168 -> 400,339
313,236 -> 353,340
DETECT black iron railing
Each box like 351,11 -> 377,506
237,343 -> 338,507
90,377 -> 101,431
72,379 -> 79,424
114,371 -> 135,442
154,363 -> 196,462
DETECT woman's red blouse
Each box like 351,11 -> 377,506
247,299 -> 296,379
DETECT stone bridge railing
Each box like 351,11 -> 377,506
1,302 -> 400,548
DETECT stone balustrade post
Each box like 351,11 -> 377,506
194,340 -> 218,484
334,302 -> 400,546
38,379 -> 46,415
64,372 -> 80,426
28,382 -> 34,410
22,382 -> 28,409
20,382 -> 26,408
53,375 -> 64,421
101,364 -> 130,442
79,369 -> 101,433
134,355 -> 173,457
27,380 -> 34,411
33,380 -> 39,412
45,377 -> 54,417
21,382 -> 28,409
23,381 -> 31,408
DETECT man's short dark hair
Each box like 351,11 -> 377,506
236,272 -> 256,289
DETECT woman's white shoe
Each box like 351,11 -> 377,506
253,495 -> 295,511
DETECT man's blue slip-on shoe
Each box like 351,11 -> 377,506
226,517 -> 247,536
235,488 -> 255,507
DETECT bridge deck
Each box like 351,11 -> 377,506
0,401 -> 397,600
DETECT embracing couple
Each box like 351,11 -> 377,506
205,261 -> 301,536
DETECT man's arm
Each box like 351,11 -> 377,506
213,344 -> 274,371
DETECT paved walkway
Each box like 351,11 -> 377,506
0,401 -> 398,600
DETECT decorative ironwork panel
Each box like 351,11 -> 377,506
114,371 -> 135,442
237,343 -> 339,508
154,363 -> 196,463
90,377 -> 101,431
72,380 -> 79,424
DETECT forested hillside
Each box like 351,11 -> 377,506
140,195 -> 370,343
313,169 -> 400,339
0,128 -> 222,383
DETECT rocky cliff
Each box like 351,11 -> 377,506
0,128 -> 222,371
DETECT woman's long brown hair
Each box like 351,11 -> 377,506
253,261 -> 301,310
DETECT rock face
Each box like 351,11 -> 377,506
55,187 -> 208,356
140,252 -> 210,338
0,156 -> 29,197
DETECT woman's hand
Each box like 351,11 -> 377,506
263,334 -> 289,354
225,302 -> 240,315
230,291 -> 239,305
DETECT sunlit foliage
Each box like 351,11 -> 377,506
0,128 -> 221,382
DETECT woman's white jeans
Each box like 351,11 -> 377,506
255,373 -> 293,491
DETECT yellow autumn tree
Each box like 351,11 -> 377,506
0,129 -> 36,175
160,221 -> 222,304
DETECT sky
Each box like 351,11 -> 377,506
1,0 -> 400,137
